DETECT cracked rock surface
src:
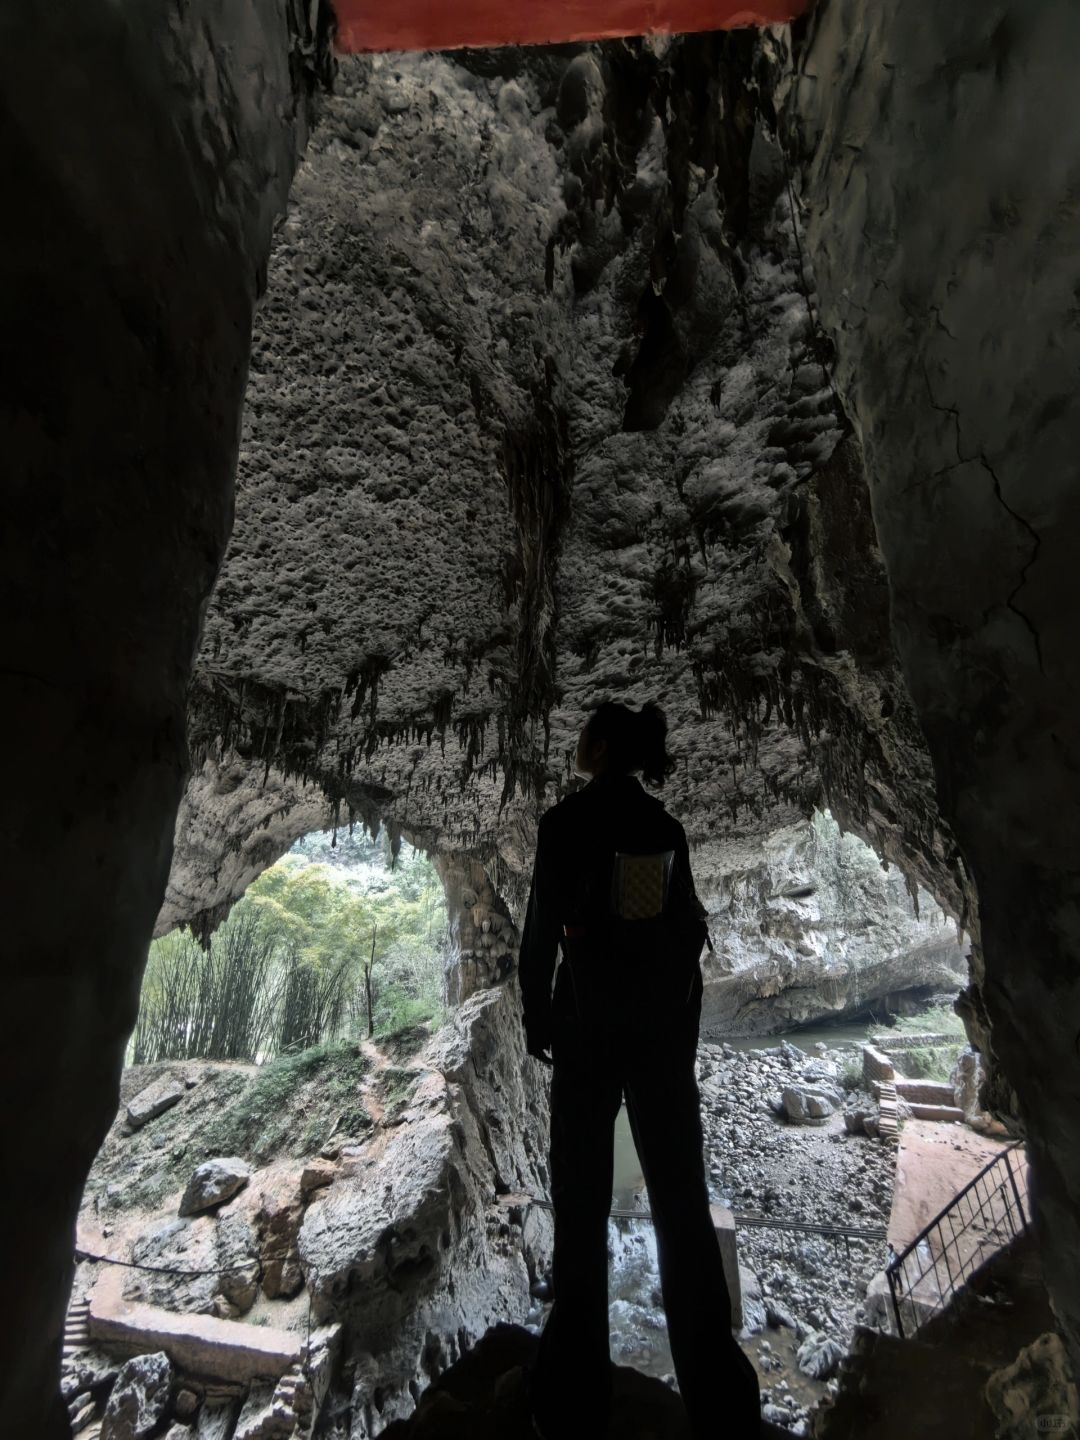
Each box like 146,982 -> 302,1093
786,0 -> 1080,1381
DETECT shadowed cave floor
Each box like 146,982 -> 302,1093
379,1322 -> 790,1440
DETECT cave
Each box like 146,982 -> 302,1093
4,1 -> 1079,1437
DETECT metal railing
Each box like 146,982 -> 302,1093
886,1142 -> 1030,1338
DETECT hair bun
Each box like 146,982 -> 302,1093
587,700 -> 675,787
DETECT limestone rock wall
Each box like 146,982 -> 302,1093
698,811 -> 967,1035
16,5 -> 1080,1426
76,988 -> 552,1437
786,0 -> 1080,1380
434,855 -> 521,1005
166,34 -> 958,942
298,989 -> 553,1434
1,2 -> 330,1431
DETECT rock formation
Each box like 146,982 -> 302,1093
6,0 -> 1080,1428
785,0 -> 1080,1379
435,854 -> 521,1004
73,989 -> 553,1437
2,1 -> 332,1431
698,811 -> 967,1035
166,34 -> 956,944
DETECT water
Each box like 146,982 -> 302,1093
613,1106 -> 646,1205
715,1019 -> 878,1054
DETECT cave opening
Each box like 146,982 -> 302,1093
73,795 -> 993,1437
6,2 -> 1080,1438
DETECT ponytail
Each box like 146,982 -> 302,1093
585,700 -> 676,787
635,701 -> 675,787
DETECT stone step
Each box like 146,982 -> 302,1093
90,1269 -> 302,1385
877,1083 -> 900,1140
895,1078 -> 956,1105
908,1103 -> 965,1124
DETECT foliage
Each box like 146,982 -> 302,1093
130,912 -> 278,1065
131,837 -> 448,1066
893,1004 -> 967,1038
202,1040 -> 371,1162
839,1056 -> 865,1092
379,1065 -> 421,1116
901,1044 -> 963,1082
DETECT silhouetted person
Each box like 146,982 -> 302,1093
519,702 -> 761,1439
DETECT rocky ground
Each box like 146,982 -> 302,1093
65,993 -> 902,1440
65,988 -> 554,1440
595,1037 -> 896,1436
702,1038 -> 894,1433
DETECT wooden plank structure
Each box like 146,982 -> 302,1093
333,0 -> 810,53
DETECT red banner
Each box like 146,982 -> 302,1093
334,0 -> 809,53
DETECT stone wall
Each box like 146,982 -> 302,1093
861,1047 -> 895,1089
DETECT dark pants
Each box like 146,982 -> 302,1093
533,1002 -> 760,1438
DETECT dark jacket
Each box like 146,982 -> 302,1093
518,772 -> 706,1053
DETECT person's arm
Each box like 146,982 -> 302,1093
673,821 -> 711,948
518,812 -> 562,1061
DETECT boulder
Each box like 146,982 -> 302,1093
179,1158 -> 251,1216
781,1084 -> 841,1126
215,1214 -> 262,1316
101,1352 -> 172,1440
71,1399 -> 96,1432
61,1348 -> 121,1403
796,1331 -> 845,1380
196,1401 -> 241,1440
738,1265 -> 767,1338
765,1298 -> 799,1331
233,1379 -> 296,1440
175,1390 -> 200,1420
126,1076 -> 185,1130
127,1214 -> 259,1317
300,1160 -> 337,1197
253,1186 -> 306,1301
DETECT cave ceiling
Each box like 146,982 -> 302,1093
168,34 -> 961,934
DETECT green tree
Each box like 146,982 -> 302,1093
131,840 -> 448,1067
